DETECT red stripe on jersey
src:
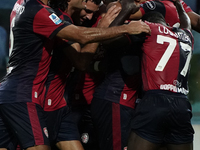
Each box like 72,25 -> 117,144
180,0 -> 192,13
92,15 -> 102,27
119,74 -> 141,109
10,0 -> 24,24
73,72 -> 104,105
27,102 -> 44,145
33,7 -> 64,38
32,40 -> 53,106
112,103 -> 121,150
82,73 -> 104,104
44,74 -> 68,111
140,7 -> 145,16
36,0 -> 44,5
58,8 -> 74,24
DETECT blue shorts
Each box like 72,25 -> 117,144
44,106 -> 80,145
77,105 -> 99,150
0,102 -> 49,149
0,115 -> 17,149
131,90 -> 194,144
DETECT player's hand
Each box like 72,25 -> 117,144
97,5 -> 121,28
126,20 -> 151,35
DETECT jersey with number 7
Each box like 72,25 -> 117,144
140,21 -> 193,95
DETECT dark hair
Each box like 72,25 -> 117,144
142,11 -> 166,24
48,0 -> 68,11
87,0 -> 102,5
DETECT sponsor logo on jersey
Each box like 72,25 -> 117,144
49,13 -> 62,25
81,133 -> 89,143
160,84 -> 188,95
146,1 -> 156,10
13,3 -> 25,15
43,127 -> 49,138
124,147 -> 127,150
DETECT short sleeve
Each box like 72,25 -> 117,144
140,1 -> 164,16
33,7 -> 71,39
180,0 -> 192,13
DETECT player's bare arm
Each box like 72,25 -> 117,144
56,20 -> 150,45
128,0 -> 145,20
187,11 -> 200,33
62,42 -> 98,71
62,5 -> 122,70
173,0 -> 191,30
108,0 -> 140,26
56,5 -> 151,45
102,1 -> 145,49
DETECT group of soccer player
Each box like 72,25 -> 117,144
0,0 -> 200,150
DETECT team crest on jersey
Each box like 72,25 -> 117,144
49,13 -> 62,25
81,133 -> 89,143
146,1 -> 156,10
43,127 -> 49,138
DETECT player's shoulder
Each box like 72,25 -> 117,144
144,21 -> 161,28
25,0 -> 48,10
53,8 -> 73,23
21,0 -> 53,17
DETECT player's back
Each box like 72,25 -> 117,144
141,21 -> 193,95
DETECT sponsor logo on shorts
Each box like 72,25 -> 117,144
81,133 -> 89,143
49,13 -> 62,25
43,127 -> 49,138
146,1 -> 156,10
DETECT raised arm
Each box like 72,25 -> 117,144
56,4 -> 150,45
173,0 -> 191,30
61,5 -> 121,70
108,0 -> 140,26
187,11 -> 200,33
